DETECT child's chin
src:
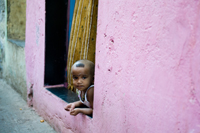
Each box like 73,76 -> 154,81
76,87 -> 85,91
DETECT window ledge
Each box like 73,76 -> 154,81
46,87 -> 79,103
46,87 -> 93,118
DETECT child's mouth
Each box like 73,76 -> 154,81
76,85 -> 84,88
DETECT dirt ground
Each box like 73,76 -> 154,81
0,79 -> 56,133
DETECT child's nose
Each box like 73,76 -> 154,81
77,78 -> 82,83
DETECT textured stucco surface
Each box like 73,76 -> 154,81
94,0 -> 200,132
26,0 -> 200,133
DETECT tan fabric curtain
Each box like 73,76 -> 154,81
66,0 -> 98,91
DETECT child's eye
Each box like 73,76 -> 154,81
82,76 -> 87,79
73,77 -> 78,80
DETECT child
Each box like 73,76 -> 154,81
65,59 -> 94,116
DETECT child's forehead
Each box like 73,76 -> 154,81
71,66 -> 90,74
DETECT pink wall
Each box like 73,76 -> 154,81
94,0 -> 200,132
25,0 -> 94,132
25,0 -> 200,132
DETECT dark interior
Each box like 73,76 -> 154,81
45,0 -> 68,85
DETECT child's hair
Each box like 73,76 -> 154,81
72,59 -> 95,75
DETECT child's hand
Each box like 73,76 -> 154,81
70,108 -> 80,116
64,103 -> 75,112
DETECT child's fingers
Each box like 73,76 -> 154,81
70,110 -> 75,115
70,106 -> 75,112
65,108 -> 70,111
64,105 -> 71,111
71,104 -> 75,110
70,109 -> 74,113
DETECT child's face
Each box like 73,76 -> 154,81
71,66 -> 93,92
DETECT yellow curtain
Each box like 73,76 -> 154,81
66,0 -> 98,91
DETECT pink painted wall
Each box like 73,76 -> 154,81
25,0 -> 94,132
25,0 -> 200,133
94,0 -> 200,132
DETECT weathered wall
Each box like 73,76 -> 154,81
25,0 -> 200,133
3,41 -> 27,99
0,0 -> 27,100
0,0 -> 6,77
